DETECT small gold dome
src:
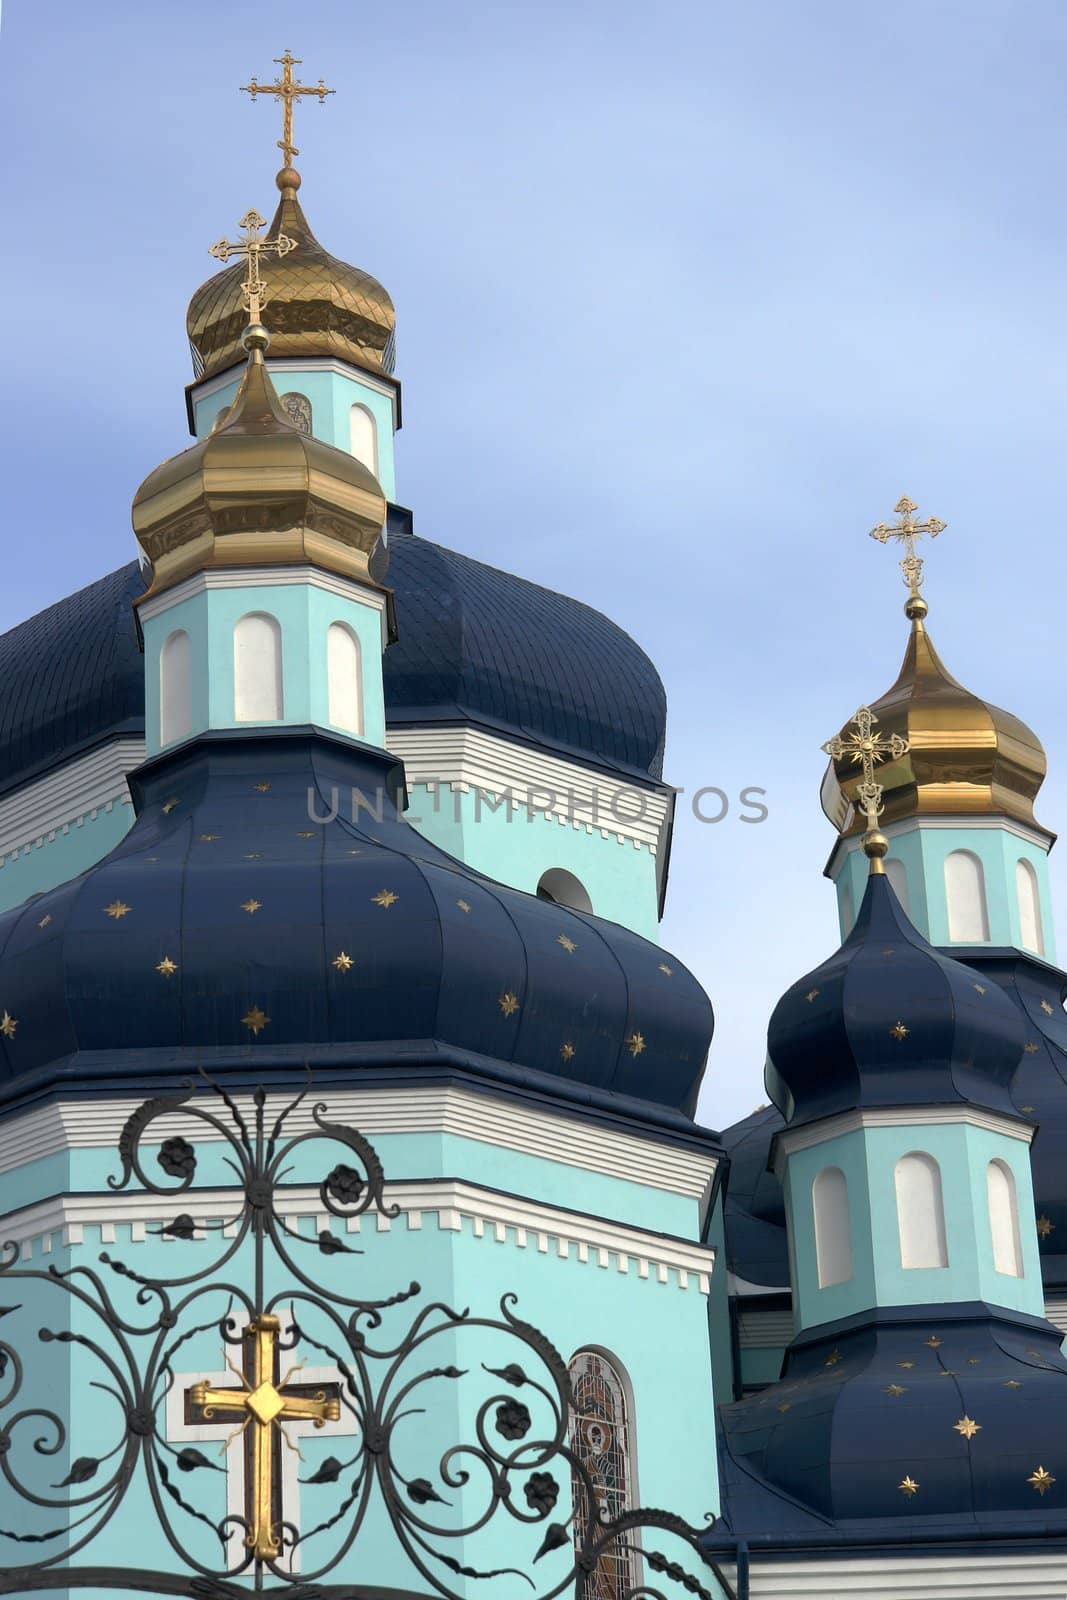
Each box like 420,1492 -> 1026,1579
187,169 -> 396,382
132,339 -> 387,601
824,614 -> 1050,839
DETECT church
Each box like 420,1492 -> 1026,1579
0,47 -> 1066,1600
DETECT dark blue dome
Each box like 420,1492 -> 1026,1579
383,525 -> 667,779
720,1103 -> 790,1288
0,520 -> 667,796
0,562 -> 144,796
767,872 -> 1026,1128
717,1304 -> 1067,1535
0,731 -> 710,1119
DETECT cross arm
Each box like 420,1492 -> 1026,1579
190,1380 -> 249,1420
280,1390 -> 341,1427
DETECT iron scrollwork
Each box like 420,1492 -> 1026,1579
0,1079 -> 734,1600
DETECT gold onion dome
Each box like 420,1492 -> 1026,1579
132,328 -> 387,600
824,600 -> 1050,840
186,169 -> 396,382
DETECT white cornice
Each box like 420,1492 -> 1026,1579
0,738 -> 144,869
385,726 -> 671,856
826,812 -> 1052,876
191,357 -> 398,423
0,1086 -> 718,1213
1,1179 -> 714,1294
722,1553 -> 1067,1598
773,1103 -> 1035,1176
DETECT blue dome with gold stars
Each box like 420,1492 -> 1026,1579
766,871 -> 1026,1129
0,730 -> 711,1123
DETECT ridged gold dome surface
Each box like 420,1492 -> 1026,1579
825,615 -> 1050,839
132,336 -> 388,601
187,170 -> 396,382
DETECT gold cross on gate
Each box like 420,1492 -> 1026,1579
189,1315 -> 340,1562
869,496 -> 947,601
241,49 -> 336,169
822,706 -> 910,833
208,210 -> 296,327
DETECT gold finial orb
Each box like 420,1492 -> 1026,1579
863,827 -> 890,871
242,322 -> 271,353
904,593 -> 928,621
276,166 -> 302,191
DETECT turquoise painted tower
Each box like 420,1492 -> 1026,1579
823,587 -> 1054,963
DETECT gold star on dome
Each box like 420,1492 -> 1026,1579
974,983 -> 987,996
457,900 -> 472,913
242,1006 -> 270,1036
156,957 -> 178,977
1041,999 -> 1055,1015
498,992 -> 520,1018
777,1401 -> 792,1413
296,831 -> 317,839
898,1476 -> 920,1498
1037,1215 -> 1055,1239
1005,1380 -> 1023,1389
967,1358 -> 982,1365
37,914 -> 51,929
162,798 -> 180,814
805,989 -> 820,1003
557,934 -> 577,953
243,853 -> 262,861
242,899 -> 263,915
891,1021 -> 909,1040
658,963 -> 673,976
1024,1043 -> 1040,1053
1021,1105 -> 1035,1112
884,1384 -> 907,1397
199,834 -> 220,843
372,890 -> 398,908
953,1416 -> 981,1440
926,1336 -> 943,1349
560,1042 -> 575,1062
332,951 -> 354,972
825,1349 -> 842,1367
0,1012 -> 17,1040
882,948 -> 896,957
105,901 -> 131,920
1028,1465 -> 1056,1497
898,1361 -> 916,1370
253,782 -> 271,792
626,1031 -> 646,1057
939,1369 -> 958,1378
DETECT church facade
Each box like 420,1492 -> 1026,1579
1,49 -> 1067,1600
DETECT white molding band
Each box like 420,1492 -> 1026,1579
386,725 -> 671,856
0,738 -> 144,869
0,1179 -> 715,1294
191,357 -> 399,427
825,810 -> 1053,875
139,566 -> 389,649
773,1104 -> 1035,1176
724,1552 -> 1067,1598
0,1085 -> 718,1209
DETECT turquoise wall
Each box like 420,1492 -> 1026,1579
0,1102 -> 722,1595
834,820 -> 1056,961
191,363 -> 397,501
402,782 -> 661,941
785,1120 -> 1044,1331
143,580 -> 387,756
0,799 -> 134,917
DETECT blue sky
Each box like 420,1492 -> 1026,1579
3,1 -> 1067,1130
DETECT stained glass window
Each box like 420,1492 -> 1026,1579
568,1350 -> 637,1599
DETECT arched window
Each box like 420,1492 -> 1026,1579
885,857 -> 909,915
233,612 -> 283,723
281,392 -> 312,435
350,404 -> 378,473
568,1350 -> 637,1599
159,629 -> 192,747
894,1152 -> 949,1269
812,1166 -> 853,1288
987,1158 -> 1024,1277
536,868 -> 593,913
944,850 -> 990,942
1016,859 -> 1044,956
327,622 -> 363,736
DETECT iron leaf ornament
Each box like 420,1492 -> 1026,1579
0,1075 -> 732,1600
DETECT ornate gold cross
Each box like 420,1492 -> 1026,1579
823,706 -> 910,841
190,1315 -> 340,1562
208,209 -> 296,326
241,49 -> 336,169
869,495 -> 947,601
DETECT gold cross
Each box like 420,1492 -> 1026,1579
823,706 -> 910,844
189,1315 -> 340,1561
869,496 -> 947,601
208,209 -> 296,327
241,49 -> 336,169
